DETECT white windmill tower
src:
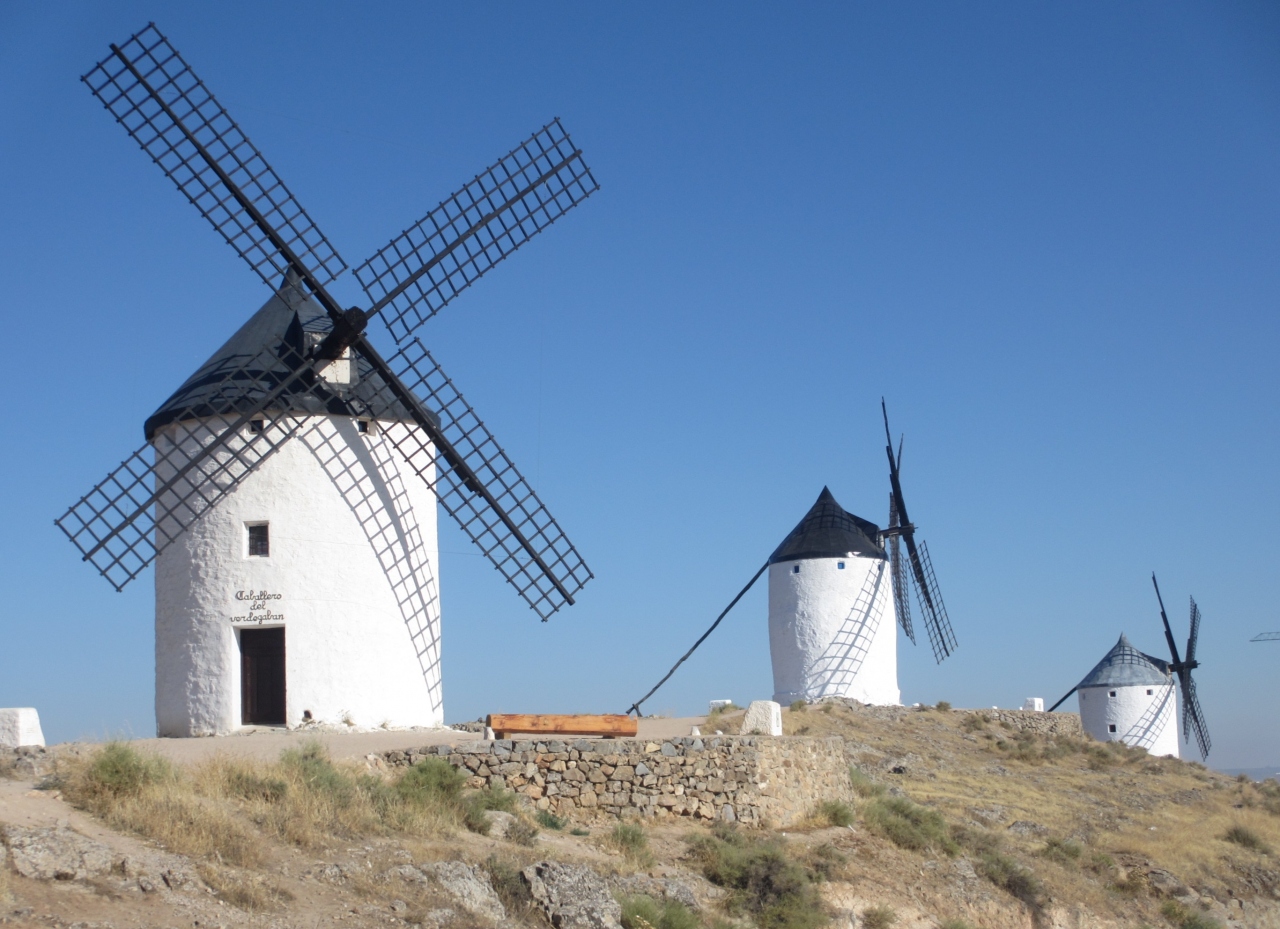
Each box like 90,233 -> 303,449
1049,575 -> 1211,760
57,25 -> 597,736
768,402 -> 959,707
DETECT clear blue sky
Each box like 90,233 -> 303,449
2,3 -> 1277,768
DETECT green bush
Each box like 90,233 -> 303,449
849,767 -> 886,799
975,850 -> 1043,907
936,701 -> 952,712
473,784 -> 518,812
862,905 -> 896,929
863,797 -> 957,855
1161,899 -> 1223,929
78,742 -> 173,799
609,823 -> 654,866
686,827 -> 827,929
536,809 -> 567,830
281,742 -> 353,801
619,894 -> 700,929
817,800 -> 854,827
961,714 -> 989,733
790,700 -> 808,712
1224,824 -> 1272,854
395,758 -> 466,805
1038,837 -> 1083,868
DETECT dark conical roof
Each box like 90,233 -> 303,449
144,277 -> 414,440
769,487 -> 886,564
1077,634 -> 1171,688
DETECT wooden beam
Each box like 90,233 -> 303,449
486,713 -> 638,739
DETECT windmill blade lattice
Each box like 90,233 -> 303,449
1181,675 -> 1211,760
352,339 -> 593,619
55,338 -> 321,590
887,497 -> 915,643
81,24 -> 348,291
1186,597 -> 1202,665
354,119 -> 599,344
909,540 -> 957,662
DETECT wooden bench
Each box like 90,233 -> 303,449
486,713 -> 638,740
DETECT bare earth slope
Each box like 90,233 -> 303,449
1,704 -> 1277,929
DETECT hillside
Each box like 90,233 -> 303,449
1,703 -> 1277,929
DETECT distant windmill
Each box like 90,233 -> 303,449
56,24 -> 598,735
1049,574 -> 1210,760
627,402 -> 955,715
1252,632 -> 1280,643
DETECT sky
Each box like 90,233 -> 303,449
1,3 -> 1277,769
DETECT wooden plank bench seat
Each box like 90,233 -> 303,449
486,713 -> 638,740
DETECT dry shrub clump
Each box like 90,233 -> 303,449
1223,824 -> 1272,855
619,893 -> 700,929
686,822 -> 827,929
608,823 -> 654,868
952,826 -> 1044,909
1161,899 -> 1223,929
862,905 -> 897,929
862,797 -> 956,855
848,767 -> 885,799
198,863 -> 294,912
814,800 -> 854,828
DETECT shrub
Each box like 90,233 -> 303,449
506,818 -> 539,846
790,700 -> 808,712
1161,899 -> 1223,929
619,894 -> 700,929
484,855 -> 536,920
536,809 -> 567,830
863,797 -> 957,855
1038,837 -> 1083,867
862,905 -> 897,929
570,827 -> 590,836
975,850 -> 1043,907
808,843 -> 847,881
817,800 -> 854,827
1224,824 -> 1272,854
686,828 -> 827,929
609,823 -> 654,866
936,701 -> 952,712
73,742 -> 173,802
961,714 -> 989,732
473,784 -> 518,812
395,757 -> 465,805
849,767 -> 885,799
199,863 -> 294,911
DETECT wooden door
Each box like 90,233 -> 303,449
240,627 -> 286,725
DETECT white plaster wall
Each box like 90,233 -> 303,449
154,415 -> 442,736
1078,682 -> 1179,758
768,555 -> 899,706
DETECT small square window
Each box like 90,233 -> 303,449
249,419 -> 265,434
792,565 -> 800,574
1109,691 -> 1116,698
357,419 -> 369,434
1108,724 -> 1117,733
247,523 -> 269,557
1146,689 -> 1153,695
837,561 -> 845,570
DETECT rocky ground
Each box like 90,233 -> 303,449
1,704 -> 1277,929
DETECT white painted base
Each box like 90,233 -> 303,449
0,708 -> 45,748
154,415 -> 443,737
1078,683 -> 1179,758
768,555 -> 900,707
742,700 -> 782,736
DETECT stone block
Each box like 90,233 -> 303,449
741,701 -> 782,736
0,708 -> 44,748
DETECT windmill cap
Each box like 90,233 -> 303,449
769,486 -> 885,564
144,276 -> 419,441
1076,633 -> 1172,689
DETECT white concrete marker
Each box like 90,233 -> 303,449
1023,697 -> 1045,712
742,700 -> 783,737
0,708 -> 45,749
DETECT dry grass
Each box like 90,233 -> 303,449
0,862 -> 11,905
704,705 -> 744,735
198,863 -> 294,912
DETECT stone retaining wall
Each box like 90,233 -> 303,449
381,736 -> 852,827
980,709 -> 1083,738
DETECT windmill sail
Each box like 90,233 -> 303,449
355,119 -> 599,345
82,24 -> 347,291
1151,574 -> 1212,760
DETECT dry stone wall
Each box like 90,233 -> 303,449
980,709 -> 1083,738
381,736 -> 852,827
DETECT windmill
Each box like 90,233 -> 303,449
55,24 -> 598,736
1048,574 -> 1210,760
627,401 -> 956,714
1252,632 -> 1280,643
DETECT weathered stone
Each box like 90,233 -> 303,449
1,824 -> 113,881
741,701 -> 783,736
522,861 -> 622,929
418,861 -> 506,921
0,708 -> 44,749
485,810 -> 518,838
